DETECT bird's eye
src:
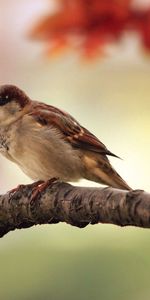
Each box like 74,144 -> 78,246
0,94 -> 10,106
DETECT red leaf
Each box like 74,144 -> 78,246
29,0 -> 150,59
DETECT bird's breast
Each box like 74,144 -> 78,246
5,119 -> 83,181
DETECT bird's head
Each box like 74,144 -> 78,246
0,85 -> 29,126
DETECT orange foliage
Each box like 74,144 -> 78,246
30,0 -> 150,58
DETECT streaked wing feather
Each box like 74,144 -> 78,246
30,103 -> 119,158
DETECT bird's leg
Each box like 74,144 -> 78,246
31,177 -> 59,201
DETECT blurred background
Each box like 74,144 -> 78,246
1,0 -> 150,299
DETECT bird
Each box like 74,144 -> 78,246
0,84 -> 131,190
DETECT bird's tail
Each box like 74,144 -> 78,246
83,155 -> 131,191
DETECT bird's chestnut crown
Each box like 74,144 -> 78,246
0,85 -> 29,107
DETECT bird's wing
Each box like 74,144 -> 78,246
29,103 -> 119,158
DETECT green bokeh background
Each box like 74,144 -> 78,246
1,1 -> 150,299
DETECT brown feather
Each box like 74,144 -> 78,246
29,102 -> 119,158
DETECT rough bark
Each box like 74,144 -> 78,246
0,179 -> 149,237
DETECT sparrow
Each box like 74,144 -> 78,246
0,84 -> 131,190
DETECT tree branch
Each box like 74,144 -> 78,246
0,180 -> 149,237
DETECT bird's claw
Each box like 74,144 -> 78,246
9,184 -> 25,195
8,180 -> 44,196
31,178 -> 59,202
